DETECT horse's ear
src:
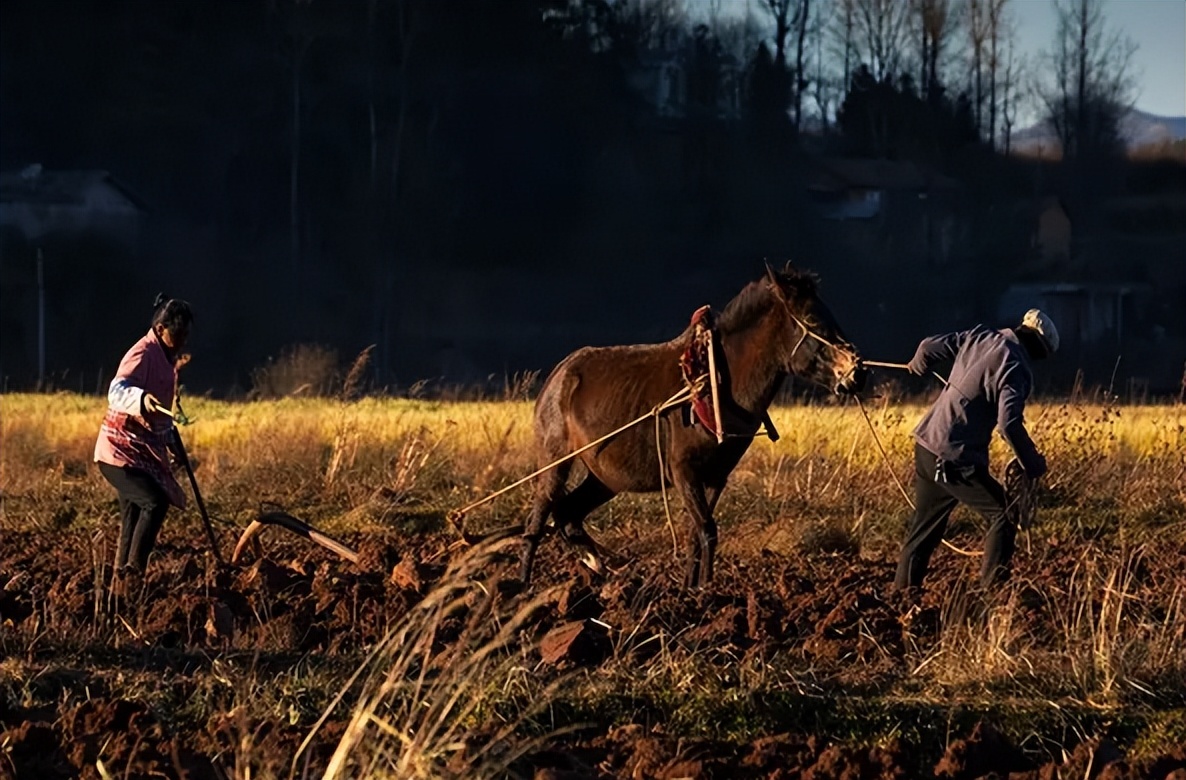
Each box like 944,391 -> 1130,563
764,261 -> 780,286
764,261 -> 787,301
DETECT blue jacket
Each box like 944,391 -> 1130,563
910,325 -> 1046,478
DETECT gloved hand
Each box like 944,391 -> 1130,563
907,347 -> 928,376
1025,452 -> 1047,481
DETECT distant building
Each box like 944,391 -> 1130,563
806,157 -> 963,265
625,30 -> 742,121
999,196 -> 1072,273
997,282 -> 1151,356
1033,197 -> 1071,264
0,164 -> 147,247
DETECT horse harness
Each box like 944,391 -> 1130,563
678,305 -> 780,442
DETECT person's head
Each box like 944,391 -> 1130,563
1015,308 -> 1058,360
151,293 -> 193,353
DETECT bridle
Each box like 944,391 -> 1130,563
783,306 -> 862,388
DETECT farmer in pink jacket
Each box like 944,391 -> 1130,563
94,294 -> 193,577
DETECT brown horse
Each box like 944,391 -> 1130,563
520,263 -> 866,587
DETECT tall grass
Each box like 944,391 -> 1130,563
909,542 -> 1186,709
3,392 -> 1183,542
312,538 -> 570,780
4,394 -> 1181,489
3,391 -> 1186,772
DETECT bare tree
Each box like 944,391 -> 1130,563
761,0 -> 793,67
809,0 -> 839,131
759,0 -> 796,135
829,0 -> 858,91
853,0 -> 908,82
912,0 -> 951,100
760,0 -> 814,134
1037,0 -> 1137,161
715,9 -> 766,66
274,2 -> 349,292
376,0 -> 415,380
706,0 -> 723,30
607,0 -> 689,53
985,0 -> 1008,148
278,5 -> 316,282
999,37 -> 1025,155
964,0 -> 988,137
792,0 -> 811,133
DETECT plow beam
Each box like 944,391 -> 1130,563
232,511 -> 359,565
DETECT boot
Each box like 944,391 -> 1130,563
113,567 -> 144,602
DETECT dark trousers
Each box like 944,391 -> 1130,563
894,443 -> 1015,590
98,462 -> 170,572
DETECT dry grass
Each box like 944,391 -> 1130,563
2,390 -> 1185,773
315,538 -> 569,780
910,543 -> 1186,708
4,393 -> 1181,517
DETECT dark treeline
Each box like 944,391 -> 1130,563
1,0 -> 1183,395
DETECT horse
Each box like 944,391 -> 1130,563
519,263 -> 866,588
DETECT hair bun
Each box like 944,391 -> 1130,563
153,292 -> 170,310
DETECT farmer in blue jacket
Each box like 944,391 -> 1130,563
894,309 -> 1059,591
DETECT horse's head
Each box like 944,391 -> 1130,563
765,262 -> 866,395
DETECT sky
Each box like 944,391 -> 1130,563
1013,0 -> 1186,118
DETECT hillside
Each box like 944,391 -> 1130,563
1013,108 -> 1186,155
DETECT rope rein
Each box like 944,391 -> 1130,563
863,359 -> 951,388
655,411 -> 680,558
448,385 -> 693,524
853,394 -> 981,558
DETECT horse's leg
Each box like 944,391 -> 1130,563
519,460 -> 570,585
673,467 -> 716,588
697,482 -> 728,586
683,523 -> 703,589
553,473 -> 615,572
697,508 -> 718,588
705,482 -> 725,513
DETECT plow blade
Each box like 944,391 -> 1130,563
232,511 -> 359,565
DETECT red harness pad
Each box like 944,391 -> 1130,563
678,305 -> 720,436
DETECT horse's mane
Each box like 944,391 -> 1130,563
717,267 -> 818,334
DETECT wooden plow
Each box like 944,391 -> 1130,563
232,509 -> 359,565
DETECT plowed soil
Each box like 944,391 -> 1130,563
2,519 -> 1184,779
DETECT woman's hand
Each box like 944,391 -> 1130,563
143,393 -> 163,415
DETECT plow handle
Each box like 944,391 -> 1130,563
171,430 -> 224,564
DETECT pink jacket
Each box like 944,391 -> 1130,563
94,328 -> 186,507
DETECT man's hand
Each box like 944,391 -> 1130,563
1026,452 -> 1048,481
907,351 -> 928,376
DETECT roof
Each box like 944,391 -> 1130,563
807,158 -> 960,193
0,165 -> 149,211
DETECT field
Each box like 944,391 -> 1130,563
1,391 -> 1184,779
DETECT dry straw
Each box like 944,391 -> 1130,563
302,538 -> 575,780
